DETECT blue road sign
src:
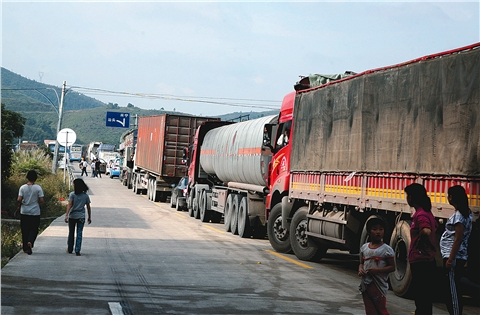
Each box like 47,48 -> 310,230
106,112 -> 130,128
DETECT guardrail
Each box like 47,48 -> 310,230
67,165 -> 76,189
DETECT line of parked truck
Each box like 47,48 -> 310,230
118,42 -> 480,297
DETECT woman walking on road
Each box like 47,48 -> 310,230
17,170 -> 44,255
65,178 -> 92,256
440,185 -> 473,315
404,183 -> 438,315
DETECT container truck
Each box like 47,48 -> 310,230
132,114 -> 218,202
185,116 -> 277,238
266,43 -> 480,297
97,144 -> 118,164
119,129 -> 137,188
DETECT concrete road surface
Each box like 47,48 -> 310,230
2,166 -> 479,315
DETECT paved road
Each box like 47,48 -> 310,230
2,167 -> 478,315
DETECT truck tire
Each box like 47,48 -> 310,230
224,194 -> 233,232
238,196 -> 251,238
176,198 -> 182,211
389,220 -> 413,297
230,194 -> 240,235
189,195 -> 196,217
193,192 -> 201,219
267,203 -> 291,253
170,194 -> 176,208
147,179 -> 153,200
132,174 -> 137,193
135,177 -> 141,195
290,207 -> 326,261
200,190 -> 210,222
153,188 -> 161,202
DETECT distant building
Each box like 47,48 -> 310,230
15,141 -> 38,152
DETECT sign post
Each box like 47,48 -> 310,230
57,128 -> 77,184
106,112 -> 130,128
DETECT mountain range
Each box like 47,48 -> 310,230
1,68 -> 277,146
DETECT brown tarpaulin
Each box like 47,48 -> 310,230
291,47 -> 480,176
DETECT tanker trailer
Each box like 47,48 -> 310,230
187,115 -> 277,238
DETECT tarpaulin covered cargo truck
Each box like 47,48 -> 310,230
278,43 -> 480,297
132,114 -> 219,202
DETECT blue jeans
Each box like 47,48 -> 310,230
67,218 -> 85,253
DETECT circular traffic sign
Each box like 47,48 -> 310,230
57,128 -> 77,147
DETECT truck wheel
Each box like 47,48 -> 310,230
200,190 -> 210,222
176,198 -> 182,211
189,196 -> 196,217
230,194 -> 240,235
389,220 -> 413,297
135,177 -> 141,195
267,203 -> 291,253
290,207 -> 326,261
193,193 -> 201,219
147,179 -> 153,200
238,196 -> 251,238
170,194 -> 176,208
224,194 -> 233,232
153,187 -> 161,202
132,175 -> 138,193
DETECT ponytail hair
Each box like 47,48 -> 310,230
404,183 -> 432,212
448,185 -> 470,218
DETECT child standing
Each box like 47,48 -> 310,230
358,217 -> 395,315
65,178 -> 92,256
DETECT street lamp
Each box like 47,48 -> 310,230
33,82 -> 67,173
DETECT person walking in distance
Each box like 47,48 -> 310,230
91,160 -> 97,178
358,217 -> 395,315
80,159 -> 88,177
95,159 -> 102,178
65,178 -> 92,256
404,183 -> 438,315
17,170 -> 44,255
440,185 -> 473,315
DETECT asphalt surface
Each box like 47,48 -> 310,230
1,166 -> 479,315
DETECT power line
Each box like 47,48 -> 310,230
2,86 -> 282,111
69,85 -> 281,110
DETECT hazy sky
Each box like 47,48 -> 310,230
2,1 -> 479,116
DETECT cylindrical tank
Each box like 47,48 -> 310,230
200,115 -> 277,186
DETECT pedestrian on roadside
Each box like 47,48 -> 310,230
440,185 -> 473,315
358,217 -> 395,315
95,159 -> 102,178
17,170 -> 44,255
65,178 -> 92,256
91,160 -> 97,178
80,159 -> 88,177
404,183 -> 438,315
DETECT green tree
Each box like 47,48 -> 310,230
1,104 -> 26,182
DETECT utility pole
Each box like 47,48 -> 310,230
52,81 -> 66,173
